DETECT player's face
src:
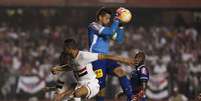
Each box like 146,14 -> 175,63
100,14 -> 111,26
65,48 -> 79,58
134,54 -> 143,66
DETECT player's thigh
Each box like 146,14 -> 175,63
97,88 -> 106,97
85,79 -> 100,99
113,67 -> 127,77
105,60 -> 126,77
92,60 -> 107,88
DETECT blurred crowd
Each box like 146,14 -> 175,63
0,23 -> 90,101
0,9 -> 201,101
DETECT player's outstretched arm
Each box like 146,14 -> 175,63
100,19 -> 120,36
132,78 -> 148,101
51,64 -> 72,74
98,54 -> 134,65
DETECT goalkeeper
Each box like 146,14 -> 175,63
88,7 -> 133,101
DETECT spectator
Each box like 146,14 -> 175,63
169,86 -> 188,101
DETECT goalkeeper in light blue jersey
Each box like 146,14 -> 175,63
88,7 -> 133,101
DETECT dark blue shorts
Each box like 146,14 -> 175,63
92,59 -> 120,88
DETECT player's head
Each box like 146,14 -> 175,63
96,7 -> 112,26
134,50 -> 145,66
63,38 -> 79,57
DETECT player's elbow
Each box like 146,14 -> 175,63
102,29 -> 114,36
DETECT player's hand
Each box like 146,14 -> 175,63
51,66 -> 62,75
138,90 -> 145,97
54,87 -> 75,101
115,7 -> 127,21
54,91 -> 65,101
132,90 -> 145,101
131,95 -> 138,101
54,90 -> 70,101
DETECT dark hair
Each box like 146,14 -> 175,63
59,51 -> 69,65
63,38 -> 78,50
59,51 -> 77,68
96,7 -> 112,21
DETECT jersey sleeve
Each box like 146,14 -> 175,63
76,51 -> 99,65
113,28 -> 125,44
89,22 -> 104,34
139,67 -> 149,81
90,19 -> 120,36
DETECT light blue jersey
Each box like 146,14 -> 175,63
88,19 -> 125,54
88,19 -> 133,101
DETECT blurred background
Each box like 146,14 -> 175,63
0,0 -> 201,101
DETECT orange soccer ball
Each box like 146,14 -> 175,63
118,8 -> 132,23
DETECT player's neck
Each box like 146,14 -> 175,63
136,64 -> 145,69
97,21 -> 103,25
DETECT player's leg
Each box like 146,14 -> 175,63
106,60 -> 133,101
54,83 -> 98,101
115,92 -> 127,101
92,60 -> 107,101
85,79 -> 100,99
73,79 -> 100,99
73,98 -> 81,101
96,88 -> 105,101
113,67 -> 133,101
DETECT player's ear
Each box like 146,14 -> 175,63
98,15 -> 102,21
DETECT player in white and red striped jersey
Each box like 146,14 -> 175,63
50,38 -> 136,101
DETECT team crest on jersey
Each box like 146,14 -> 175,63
141,68 -> 147,75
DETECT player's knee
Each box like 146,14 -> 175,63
74,87 -> 88,98
113,67 -> 127,77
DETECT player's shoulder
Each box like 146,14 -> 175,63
137,65 -> 149,75
78,50 -> 95,57
89,22 -> 103,31
77,51 -> 86,57
78,50 -> 89,55
137,65 -> 147,70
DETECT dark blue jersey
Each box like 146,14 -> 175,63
130,65 -> 149,95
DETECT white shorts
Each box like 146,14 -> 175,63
76,79 -> 100,99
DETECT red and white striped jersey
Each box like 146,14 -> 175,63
74,51 -> 98,83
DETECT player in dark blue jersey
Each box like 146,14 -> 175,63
88,7 -> 133,101
130,50 -> 149,101
115,50 -> 149,101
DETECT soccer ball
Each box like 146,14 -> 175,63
118,8 -> 132,23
